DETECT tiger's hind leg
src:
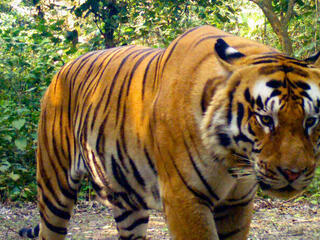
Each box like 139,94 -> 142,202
112,205 -> 150,240
36,173 -> 79,240
29,90 -> 82,239
19,147 -> 81,240
35,142 -> 82,240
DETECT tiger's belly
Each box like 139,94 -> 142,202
106,159 -> 162,211
77,142 -> 163,211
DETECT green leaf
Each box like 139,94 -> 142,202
15,138 -> 27,151
2,135 -> 12,141
8,172 -> 20,181
0,161 -> 11,172
12,119 -> 26,130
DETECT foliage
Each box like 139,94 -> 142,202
0,4 -> 77,201
302,167 -> 320,204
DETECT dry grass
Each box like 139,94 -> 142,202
1,198 -> 319,240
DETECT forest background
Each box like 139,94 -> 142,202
1,0 -> 320,203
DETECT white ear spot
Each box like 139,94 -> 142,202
225,47 -> 239,56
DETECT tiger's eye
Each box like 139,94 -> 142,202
305,117 -> 317,128
261,116 -> 271,124
258,115 -> 274,129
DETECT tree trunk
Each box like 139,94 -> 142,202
249,0 -> 296,56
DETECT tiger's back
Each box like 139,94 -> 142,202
20,26 -> 320,240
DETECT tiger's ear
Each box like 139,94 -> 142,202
214,39 -> 246,71
304,51 -> 320,67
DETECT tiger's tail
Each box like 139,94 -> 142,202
19,224 -> 39,238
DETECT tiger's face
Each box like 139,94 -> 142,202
247,70 -> 319,198
202,39 -> 320,199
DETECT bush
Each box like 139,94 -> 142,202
0,10 -> 77,201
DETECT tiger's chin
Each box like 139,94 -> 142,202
258,181 -> 304,200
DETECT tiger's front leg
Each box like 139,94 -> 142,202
162,184 -> 219,240
213,200 -> 254,240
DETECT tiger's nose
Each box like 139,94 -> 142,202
277,167 -> 301,182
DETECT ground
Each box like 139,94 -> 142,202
0,198 -> 319,240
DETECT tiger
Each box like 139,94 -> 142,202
19,25 -> 320,240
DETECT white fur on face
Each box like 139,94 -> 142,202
304,82 -> 320,115
252,78 -> 281,133
252,78 -> 274,103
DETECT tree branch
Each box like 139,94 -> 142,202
283,0 -> 296,27
249,0 -> 294,55
249,0 -> 281,35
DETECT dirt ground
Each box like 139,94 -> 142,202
0,198 -> 319,240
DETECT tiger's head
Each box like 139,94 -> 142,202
201,39 -> 320,199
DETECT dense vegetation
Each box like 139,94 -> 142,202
0,0 -> 320,202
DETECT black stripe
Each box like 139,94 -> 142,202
111,156 -> 148,209
201,78 -> 216,113
142,51 -> 163,100
266,80 -> 282,88
116,72 -> 129,126
296,81 -> 310,90
194,35 -> 232,48
244,88 -> 251,104
119,234 -> 134,240
41,111 -> 76,203
66,136 -> 79,185
168,152 -> 214,208
104,48 -> 144,111
252,59 -> 278,65
253,55 -> 281,61
288,60 -> 309,68
40,212 -> 67,235
258,65 -> 286,75
214,199 -> 253,215
65,51 -> 98,89
34,224 -> 40,237
152,52 -> 163,90
161,27 -> 201,73
259,64 -> 309,78
301,91 -> 312,101
95,112 -> 109,156
116,141 -> 129,172
248,123 -> 256,136
183,139 -> 220,200
81,107 -> 109,187
87,149 -> 108,187
73,51 -> 109,102
218,228 -> 242,239
270,90 -> 282,98
252,147 -> 262,153
217,133 -> 231,146
227,185 -> 257,202
234,132 -> 254,144
124,217 -> 149,231
115,210 -> 133,222
39,185 -> 71,220
51,112 -> 77,198
144,148 -> 157,175
120,192 -> 139,210
227,87 -> 236,125
256,95 -> 264,109
128,157 -> 146,187
88,49 -> 130,130
237,102 -> 244,129
126,49 -> 155,97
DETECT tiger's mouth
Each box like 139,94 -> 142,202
258,180 -> 305,199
